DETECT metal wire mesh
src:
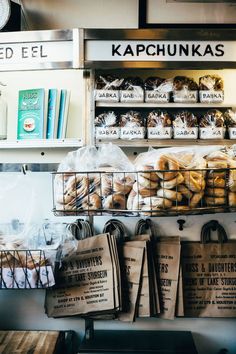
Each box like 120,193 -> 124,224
0,250 -> 55,289
52,168 -> 235,217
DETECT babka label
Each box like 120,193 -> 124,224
95,89 -> 119,102
120,127 -> 145,140
148,127 -> 172,139
145,91 -> 170,103
174,127 -> 198,139
173,90 -> 198,103
96,127 -> 120,139
199,90 -> 224,103
229,128 -> 236,139
120,90 -> 144,103
199,127 -> 225,139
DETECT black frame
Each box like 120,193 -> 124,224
139,0 -> 236,28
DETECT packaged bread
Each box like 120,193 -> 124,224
199,109 -> 225,139
147,110 -> 172,139
120,110 -> 145,140
173,111 -> 198,139
224,109 -> 236,139
95,111 -> 120,140
120,77 -> 144,102
199,75 -> 224,103
173,76 -> 198,103
95,75 -> 123,102
144,77 -> 171,103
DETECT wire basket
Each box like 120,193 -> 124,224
52,168 -> 236,217
0,250 -> 55,289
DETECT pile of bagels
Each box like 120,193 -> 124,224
55,147 -> 236,215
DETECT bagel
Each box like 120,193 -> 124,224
228,192 -> 236,207
133,182 -> 157,197
207,161 -> 228,169
127,189 -> 137,210
206,187 -> 226,197
229,167 -> 236,192
160,173 -> 184,190
132,195 -> 145,210
103,193 -> 126,210
206,151 -> 229,161
205,196 -> 226,206
113,174 -> 134,195
190,192 -> 204,208
184,171 -> 205,192
206,177 -> 226,188
139,165 -> 159,182
157,188 -> 182,202
97,174 -> 112,196
137,174 -> 158,189
140,204 -> 163,216
155,154 -> 179,180
177,184 -> 193,199
143,196 -> 172,209
65,175 -> 90,199
170,205 -> 190,212
207,170 -> 227,179
82,193 -> 101,210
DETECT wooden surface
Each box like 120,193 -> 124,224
0,331 -> 62,354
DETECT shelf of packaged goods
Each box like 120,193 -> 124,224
95,139 -> 235,147
95,102 -> 233,109
0,138 -> 83,149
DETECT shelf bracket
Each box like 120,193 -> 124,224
85,319 -> 94,341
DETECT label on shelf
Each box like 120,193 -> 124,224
120,127 -> 145,140
199,127 -> 226,139
173,127 -> 198,139
173,90 -> 198,103
199,90 -> 224,103
147,127 -> 172,139
145,91 -> 170,103
120,89 -> 144,103
95,89 -> 119,102
95,127 -> 120,139
228,127 -> 236,139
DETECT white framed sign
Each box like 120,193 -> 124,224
0,28 -> 82,71
86,40 -> 236,62
140,0 -> 236,27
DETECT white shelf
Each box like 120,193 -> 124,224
95,138 -> 235,147
96,102 -> 232,108
0,138 -> 83,149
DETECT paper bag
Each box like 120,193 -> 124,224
181,220 -> 236,317
118,245 -> 144,322
155,236 -> 181,320
45,233 -> 120,317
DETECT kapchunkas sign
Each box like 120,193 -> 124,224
86,40 -> 236,61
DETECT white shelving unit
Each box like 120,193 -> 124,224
96,102 -> 232,108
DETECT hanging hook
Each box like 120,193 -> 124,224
21,164 -> 28,175
177,219 -> 186,231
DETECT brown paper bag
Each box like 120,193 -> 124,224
134,234 -> 160,315
126,238 -> 152,317
155,236 -> 181,320
181,220 -> 236,317
118,245 -> 144,322
45,233 -> 120,317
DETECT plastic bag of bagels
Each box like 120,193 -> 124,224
132,145 -> 233,214
54,144 -> 135,214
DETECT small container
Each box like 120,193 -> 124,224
0,90 -> 7,140
199,127 -> 226,139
